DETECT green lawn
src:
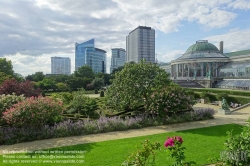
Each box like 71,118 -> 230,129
0,124 -> 243,166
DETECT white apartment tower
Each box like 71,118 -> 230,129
126,26 -> 155,63
51,57 -> 71,75
110,48 -> 126,73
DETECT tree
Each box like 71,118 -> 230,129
91,77 -> 104,90
95,72 -> 111,85
0,79 -> 40,97
0,58 -> 14,76
74,65 -> 95,79
56,82 -> 69,91
25,72 -> 45,82
0,72 -> 13,85
106,60 -> 171,112
111,66 -> 124,75
66,77 -> 92,90
36,78 -> 56,90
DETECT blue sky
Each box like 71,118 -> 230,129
0,0 -> 250,76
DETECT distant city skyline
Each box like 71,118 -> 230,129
1,0 -> 250,76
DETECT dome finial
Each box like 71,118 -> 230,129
196,40 -> 208,43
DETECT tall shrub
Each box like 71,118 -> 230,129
68,89 -> 98,116
146,85 -> 195,119
106,60 -> 170,112
0,93 -> 25,116
0,79 -> 40,97
2,96 -> 64,127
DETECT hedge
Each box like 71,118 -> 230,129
187,88 -> 250,97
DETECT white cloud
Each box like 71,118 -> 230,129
228,0 -> 250,10
0,0 -> 249,75
204,29 -> 250,52
161,50 -> 185,62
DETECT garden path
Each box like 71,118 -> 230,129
0,104 -> 249,155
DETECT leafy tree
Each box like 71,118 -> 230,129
66,77 -> 92,90
49,74 -> 71,83
25,71 -> 45,82
91,77 -> 104,90
74,65 -> 95,79
0,79 -> 40,97
36,78 -> 56,90
0,58 -> 14,76
111,66 -> 124,75
56,82 -> 69,91
0,72 -> 13,85
106,60 -> 171,112
95,72 -> 111,85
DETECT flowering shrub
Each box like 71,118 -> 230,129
164,136 -> 196,166
122,140 -> 161,166
2,96 -> 64,127
192,108 -> 215,120
0,79 -> 41,97
146,85 -> 196,120
0,93 -> 25,117
0,116 -> 145,145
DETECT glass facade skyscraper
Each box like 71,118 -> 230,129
75,39 -> 94,71
126,26 -> 155,63
75,39 -> 106,73
51,57 -> 71,75
110,48 -> 126,73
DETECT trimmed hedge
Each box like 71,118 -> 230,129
188,88 -> 250,97
199,93 -> 250,105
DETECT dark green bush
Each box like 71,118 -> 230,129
188,88 -> 250,97
217,93 -> 229,101
68,90 -> 98,116
100,91 -> 104,97
95,89 -> 98,94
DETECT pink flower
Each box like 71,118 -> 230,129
174,136 -> 183,144
164,137 -> 174,148
164,136 -> 183,148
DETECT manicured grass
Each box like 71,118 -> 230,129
0,124 -> 243,166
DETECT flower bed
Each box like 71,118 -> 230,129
0,108 -> 215,145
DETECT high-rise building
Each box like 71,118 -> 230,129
51,57 -> 71,75
75,39 -> 106,73
85,47 -> 106,73
110,48 -> 126,73
126,26 -> 155,63
75,39 -> 94,71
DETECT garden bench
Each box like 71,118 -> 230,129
210,101 -> 219,106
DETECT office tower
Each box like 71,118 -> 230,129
110,48 -> 126,73
75,39 -> 106,73
51,57 -> 71,75
85,47 -> 106,73
126,26 -> 155,63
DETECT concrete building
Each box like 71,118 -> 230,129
110,48 -> 126,73
75,39 -> 106,73
126,26 -> 155,63
51,57 -> 71,75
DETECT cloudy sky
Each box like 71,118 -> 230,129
1,0 -> 250,76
